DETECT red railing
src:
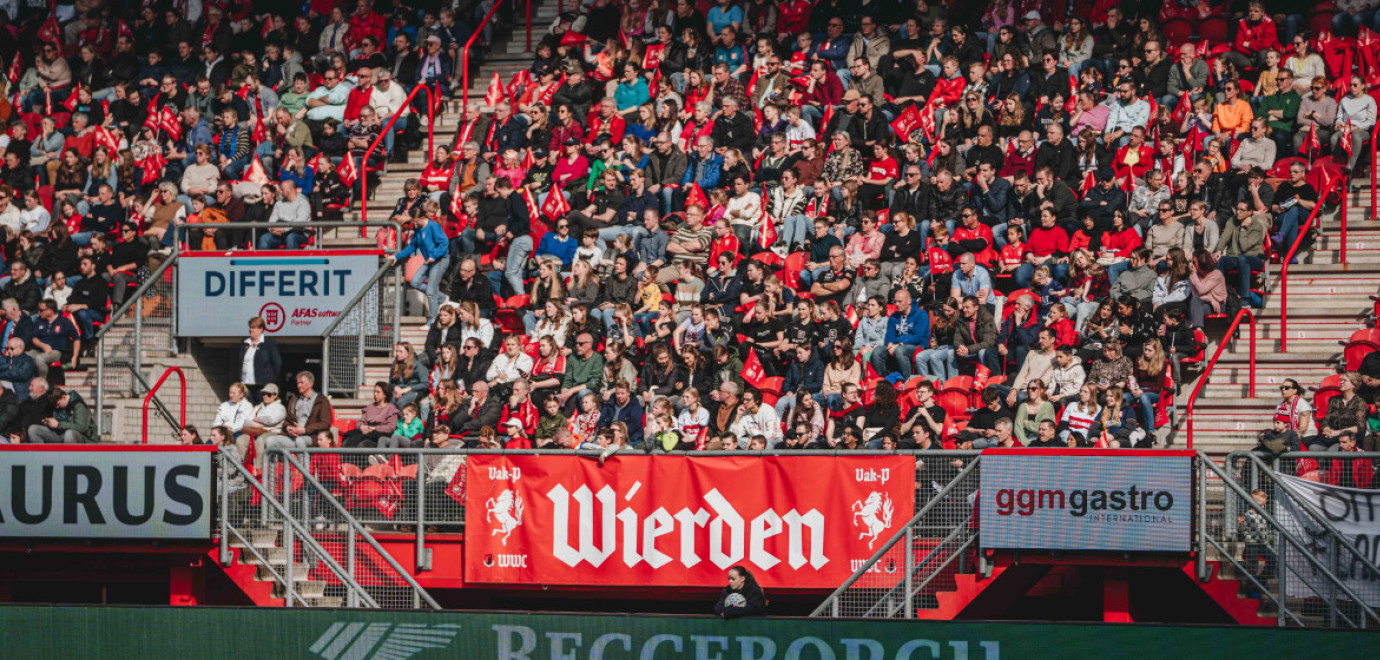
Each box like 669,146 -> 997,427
1184,309 -> 1257,449
141,366 -> 186,444
461,0 -> 510,111
357,83 -> 438,237
1280,176 -> 1349,351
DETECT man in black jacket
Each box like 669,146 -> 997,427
64,257 -> 109,342
448,258 -> 496,316
237,316 -> 283,403
1,262 -> 41,314
1035,123 -> 1077,183
710,97 -> 755,154
455,379 -> 502,436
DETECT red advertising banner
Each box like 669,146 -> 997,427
464,454 -> 915,588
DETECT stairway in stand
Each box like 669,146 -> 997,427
317,2 -> 556,423
1170,186 -> 1380,457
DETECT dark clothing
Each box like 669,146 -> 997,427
237,338 -> 283,389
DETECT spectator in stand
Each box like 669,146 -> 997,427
392,208 -> 450,325
213,383 -> 256,438
28,300 -> 80,376
28,387 -> 96,444
1333,75 -> 1378,178
264,371 -> 333,451
0,338 -> 36,402
1304,372 -> 1366,451
1215,201 -> 1266,305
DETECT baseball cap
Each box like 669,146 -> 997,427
261,383 -> 280,395
1023,11 -> 1042,20
504,418 -> 524,429
842,89 -> 862,102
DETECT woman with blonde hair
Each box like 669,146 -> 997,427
455,300 -> 495,348
389,342 -> 428,410
534,299 -> 572,347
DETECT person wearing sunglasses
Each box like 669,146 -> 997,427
1293,75 -> 1337,155
1273,379 -> 1313,438
1331,75 -> 1377,176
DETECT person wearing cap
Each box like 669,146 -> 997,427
415,34 -> 451,96
371,68 -> 410,156
237,382 -> 288,469
552,67 -> 594,120
1021,11 -> 1057,58
503,418 -> 533,448
1079,167 -> 1126,227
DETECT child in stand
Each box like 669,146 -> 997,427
575,228 -> 604,272
706,188 -> 728,225
379,403 -> 424,453
999,226 -> 1025,282
633,265 -> 663,336
312,156 -> 350,213
569,392 -> 601,441
1045,303 -> 1078,348
1236,489 -> 1274,595
309,429 -> 344,522
534,397 -> 569,446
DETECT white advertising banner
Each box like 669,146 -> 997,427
176,252 -> 381,337
978,450 -> 1194,552
1276,473 -> 1380,606
0,448 -> 213,539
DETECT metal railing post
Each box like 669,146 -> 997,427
1196,457 -> 1206,581
133,296 -> 143,390
219,452 -> 230,566
95,342 -> 104,437
416,456 -> 428,571
358,86 -> 434,235
347,529 -> 357,608
903,527 -> 915,618
284,520 -> 295,607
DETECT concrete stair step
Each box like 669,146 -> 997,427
256,561 -> 311,582
273,579 -> 327,599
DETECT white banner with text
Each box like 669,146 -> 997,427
176,252 -> 381,336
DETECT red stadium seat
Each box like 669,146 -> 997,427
1162,19 -> 1192,51
1313,375 -> 1343,425
1343,328 -> 1380,371
938,376 -> 974,421
1197,16 -> 1230,44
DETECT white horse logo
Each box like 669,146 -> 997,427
485,489 -> 525,546
851,491 -> 894,550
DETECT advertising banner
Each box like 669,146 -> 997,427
978,449 -> 1194,553
463,454 -> 915,588
0,605 -> 1374,659
1275,473 -> 1380,606
0,447 -> 214,539
176,251 -> 382,337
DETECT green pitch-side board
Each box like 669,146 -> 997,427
0,604 -> 1371,659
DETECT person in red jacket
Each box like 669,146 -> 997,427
1225,2 -> 1283,71
1016,208 -> 1070,287
800,60 -> 843,127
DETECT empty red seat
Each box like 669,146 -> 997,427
1343,328 -> 1380,371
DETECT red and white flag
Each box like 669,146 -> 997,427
742,349 -> 767,388
241,155 -> 270,185
757,206 -> 777,250
1304,123 -> 1321,157
1343,118 -> 1355,159
161,105 -> 182,141
540,189 -> 571,221
62,83 -> 82,112
484,72 -> 505,107
889,104 -> 922,142
5,55 -> 19,86
139,151 -> 166,186
520,187 -> 541,219
338,154 -> 360,187
684,183 -> 708,210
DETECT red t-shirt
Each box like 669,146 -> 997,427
1025,226 -> 1070,258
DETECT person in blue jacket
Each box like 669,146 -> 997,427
389,210 -> 450,325
870,288 -> 931,380
776,344 -> 825,419
597,380 -> 645,446
534,219 -> 579,268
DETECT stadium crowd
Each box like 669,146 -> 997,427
2,1 -> 1379,465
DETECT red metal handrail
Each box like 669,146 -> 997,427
1280,176 -> 1348,351
142,366 -> 187,444
461,0 -> 510,111
1371,120 -> 1379,223
357,83 -> 437,237
1184,309 -> 1257,449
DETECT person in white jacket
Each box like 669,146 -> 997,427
213,382 -> 256,435
486,335 -> 534,388
730,389 -> 783,448
235,382 -> 288,469
1005,329 -> 1057,407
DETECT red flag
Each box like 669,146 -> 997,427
117,20 -> 134,43
235,85 -> 251,101
742,350 -> 766,388
36,14 -> 61,47
449,190 -> 466,218
252,113 -> 267,144
973,364 -> 990,391
62,83 -> 82,112
44,88 -> 52,115
507,69 -> 530,105
160,106 -> 182,141
260,16 -> 273,40
820,101 -> 834,133
642,43 -> 667,71
889,104 -> 922,142
520,148 -> 534,171
445,465 -> 467,504
757,206 -> 777,250
139,152 -> 166,186
241,155 -> 269,184
338,154 -> 359,187
5,54 -> 19,85
520,187 -> 541,219
1305,123 -> 1321,157
540,189 -> 570,221
1344,118 -> 1355,159
92,126 -> 120,154
1080,169 -> 1097,196
918,104 -> 937,141
684,183 -> 708,210
144,95 -> 162,135
1143,96 -> 1158,127
484,72 -> 505,107
1170,92 -> 1190,125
